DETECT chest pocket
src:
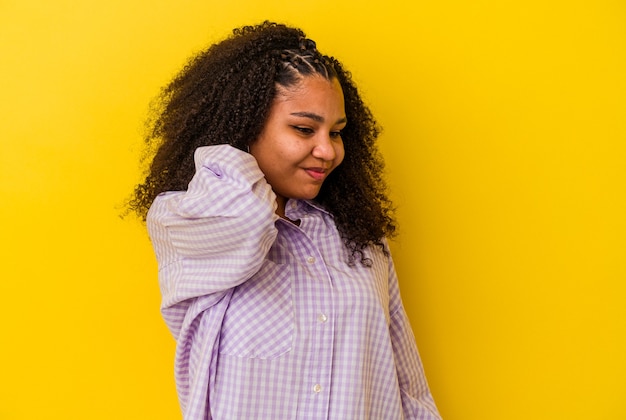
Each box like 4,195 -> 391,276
218,260 -> 293,359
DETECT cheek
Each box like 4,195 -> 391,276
251,139 -> 284,171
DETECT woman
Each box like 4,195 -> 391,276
130,21 -> 441,420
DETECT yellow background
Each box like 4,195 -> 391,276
1,1 -> 625,419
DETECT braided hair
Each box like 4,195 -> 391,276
129,21 -> 395,265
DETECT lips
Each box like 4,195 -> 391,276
304,167 -> 326,181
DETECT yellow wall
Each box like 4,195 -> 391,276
1,1 -> 624,419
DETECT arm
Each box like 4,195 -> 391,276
147,145 -> 279,418
388,254 -> 442,419
147,144 -> 279,338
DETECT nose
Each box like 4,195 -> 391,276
311,133 -> 337,161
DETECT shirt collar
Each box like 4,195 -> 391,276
283,199 -> 332,222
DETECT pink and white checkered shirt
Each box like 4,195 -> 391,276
147,145 -> 441,419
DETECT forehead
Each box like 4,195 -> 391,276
273,76 -> 345,113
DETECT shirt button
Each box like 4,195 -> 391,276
317,313 -> 328,323
291,201 -> 297,209
306,256 -> 315,264
313,384 -> 322,393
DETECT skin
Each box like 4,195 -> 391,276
250,75 -> 347,218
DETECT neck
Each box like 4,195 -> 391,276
275,195 -> 287,218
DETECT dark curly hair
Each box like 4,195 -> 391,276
128,21 -> 396,265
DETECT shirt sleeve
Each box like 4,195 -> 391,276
387,253 -> 442,420
147,144 -> 279,339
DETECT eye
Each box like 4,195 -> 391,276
330,130 -> 343,139
292,126 -> 314,135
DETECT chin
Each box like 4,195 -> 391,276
294,192 -> 319,201
284,186 -> 323,202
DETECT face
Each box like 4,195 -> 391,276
250,75 -> 346,216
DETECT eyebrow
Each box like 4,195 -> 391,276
290,112 -> 347,125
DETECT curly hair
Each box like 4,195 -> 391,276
128,21 -> 396,265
